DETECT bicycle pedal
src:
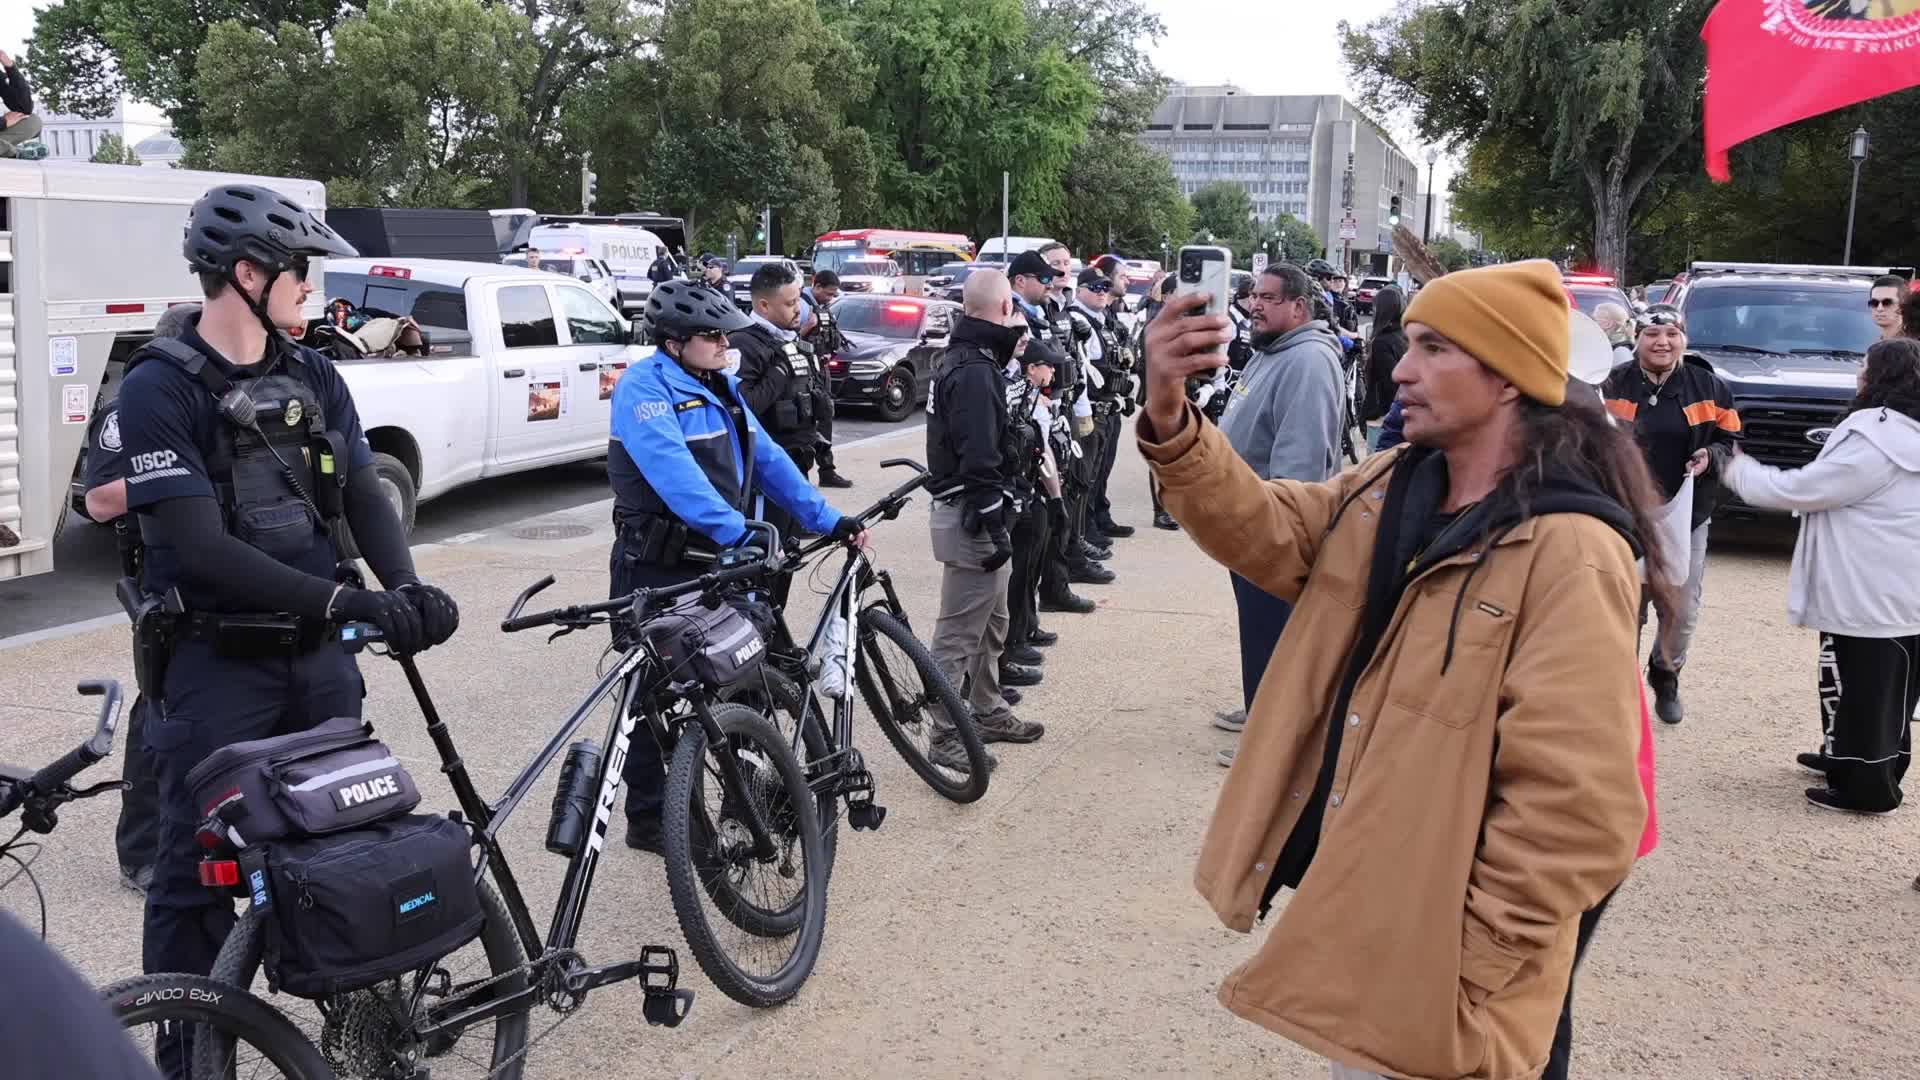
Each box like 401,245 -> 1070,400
642,987 -> 695,1028
848,802 -> 887,831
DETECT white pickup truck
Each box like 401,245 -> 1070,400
317,258 -> 648,532
0,159 -> 652,581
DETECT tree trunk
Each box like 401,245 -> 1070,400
1590,154 -> 1632,279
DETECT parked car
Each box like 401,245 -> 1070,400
1667,261 -> 1905,515
1643,279 -> 1675,305
725,256 -> 792,309
315,258 -> 646,534
823,294 -> 959,422
924,261 -> 1000,303
835,257 -> 906,296
1354,276 -> 1394,314
1563,272 -> 1632,318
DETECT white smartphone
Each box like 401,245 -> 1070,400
1174,245 -> 1233,351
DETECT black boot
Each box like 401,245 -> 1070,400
1027,627 -> 1060,647
1041,590 -> 1096,614
1154,511 -> 1181,531
1648,664 -> 1683,725
818,468 -> 854,489
1000,663 -> 1043,687
1005,643 -> 1045,666
1098,519 -> 1135,538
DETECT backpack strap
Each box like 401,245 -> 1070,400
127,336 -> 232,401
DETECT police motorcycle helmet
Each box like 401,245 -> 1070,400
1304,257 -> 1338,281
645,278 -> 752,343
184,185 -> 358,338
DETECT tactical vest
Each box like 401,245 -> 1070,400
127,338 -> 345,563
741,326 -> 818,439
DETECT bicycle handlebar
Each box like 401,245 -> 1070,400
0,680 -> 124,819
787,458 -> 930,564
496,521 -> 785,636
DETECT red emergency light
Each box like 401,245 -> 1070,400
886,303 -> 920,314
1564,272 -> 1616,286
369,265 -> 413,279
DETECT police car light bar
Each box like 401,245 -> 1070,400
370,265 -> 413,279
886,303 -> 920,314
1564,273 -> 1616,285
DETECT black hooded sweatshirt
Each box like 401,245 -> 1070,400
1260,443 -> 1647,915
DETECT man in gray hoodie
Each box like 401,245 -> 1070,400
1210,262 -> 1346,764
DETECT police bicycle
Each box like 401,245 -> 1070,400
720,459 -> 989,873
199,526 -> 826,1079
1,681 -> 336,1079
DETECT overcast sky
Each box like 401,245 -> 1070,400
0,0 -> 1452,187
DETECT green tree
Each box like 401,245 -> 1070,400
89,132 -> 143,165
28,0 -> 363,143
1428,235 -> 1472,272
1341,0 -> 1714,277
1055,137 -> 1189,261
193,0 -> 533,207
827,0 -> 1097,238
1188,181 -> 1260,263
1263,213 -> 1322,265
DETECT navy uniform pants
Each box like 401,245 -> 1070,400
143,639 -> 363,980
610,535 -> 701,825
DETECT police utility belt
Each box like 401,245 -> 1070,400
616,512 -> 720,569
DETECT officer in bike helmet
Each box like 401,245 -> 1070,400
113,185 -> 460,1010
608,278 -> 866,854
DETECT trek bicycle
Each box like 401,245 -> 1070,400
203,529 -> 826,1079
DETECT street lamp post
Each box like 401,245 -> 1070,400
1423,151 -> 1438,245
1844,127 -> 1870,265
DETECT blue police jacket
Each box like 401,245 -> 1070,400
608,348 -> 844,547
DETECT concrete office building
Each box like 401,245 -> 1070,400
35,98 -> 171,164
1142,85 -> 1423,275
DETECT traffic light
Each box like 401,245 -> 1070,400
1389,193 -> 1402,228
581,169 -> 598,213
756,206 -> 770,254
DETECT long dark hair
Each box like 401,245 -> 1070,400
1850,337 -> 1920,423
1491,385 -> 1678,609
1371,286 -> 1405,336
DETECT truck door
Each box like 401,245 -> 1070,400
553,284 -> 631,452
488,282 -> 579,466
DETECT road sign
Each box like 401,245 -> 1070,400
1339,216 -> 1359,241
1251,252 -> 1269,276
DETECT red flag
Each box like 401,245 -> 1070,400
1702,0 -> 1920,181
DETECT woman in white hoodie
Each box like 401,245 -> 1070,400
1721,337 -> 1920,815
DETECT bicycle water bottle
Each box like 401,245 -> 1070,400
545,739 -> 604,856
819,611 -> 852,700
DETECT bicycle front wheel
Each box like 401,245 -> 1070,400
105,972 -> 334,1080
663,702 -> 828,1008
856,605 -> 990,803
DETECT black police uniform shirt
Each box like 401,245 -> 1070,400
83,401 -> 128,521
115,324 -> 374,608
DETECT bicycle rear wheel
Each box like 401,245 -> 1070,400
104,972 -> 333,1080
204,876 -> 530,1079
856,605 -> 989,803
663,703 -> 827,1008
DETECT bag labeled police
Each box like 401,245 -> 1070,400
188,717 -> 483,997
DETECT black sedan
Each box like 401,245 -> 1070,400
923,262 -> 997,304
822,295 -> 959,421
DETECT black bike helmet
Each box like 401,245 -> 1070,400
184,184 -> 357,277
1304,258 -> 1337,280
645,279 -> 751,341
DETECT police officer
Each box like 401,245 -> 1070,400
1086,256 -> 1138,541
731,261 -> 828,578
799,270 -> 852,489
1007,250 -> 1058,342
1064,268 -> 1120,583
649,246 -> 685,284
1033,243 -> 1096,617
610,278 -> 864,852
925,269 -> 1046,765
115,185 -> 459,999
1003,337 -> 1068,687
83,304 -> 202,895
699,254 -> 728,288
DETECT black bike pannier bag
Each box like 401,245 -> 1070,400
262,814 -> 483,998
644,599 -> 767,687
187,716 -> 421,847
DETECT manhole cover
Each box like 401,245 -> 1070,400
511,523 -> 594,541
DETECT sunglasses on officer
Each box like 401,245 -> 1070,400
1081,279 -> 1113,294
691,330 -> 729,344
289,256 -> 312,283
1869,296 -> 1901,309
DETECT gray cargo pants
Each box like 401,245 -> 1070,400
928,498 -> 1014,727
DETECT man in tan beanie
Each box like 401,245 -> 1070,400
1139,259 -> 1660,1080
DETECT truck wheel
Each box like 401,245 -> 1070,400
875,366 -> 915,422
332,452 -> 417,561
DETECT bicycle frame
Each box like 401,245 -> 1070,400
388,631 -> 773,1038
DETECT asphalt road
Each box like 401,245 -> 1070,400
0,409 -> 919,640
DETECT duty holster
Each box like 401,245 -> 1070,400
120,580 -> 183,700
619,514 -> 714,568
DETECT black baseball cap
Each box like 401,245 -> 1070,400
1009,250 -> 1056,284
1077,267 -> 1113,291
1023,337 -> 1063,368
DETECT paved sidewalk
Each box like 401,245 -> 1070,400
3,429 -> 1915,1078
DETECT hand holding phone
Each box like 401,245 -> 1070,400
1173,246 -> 1233,353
